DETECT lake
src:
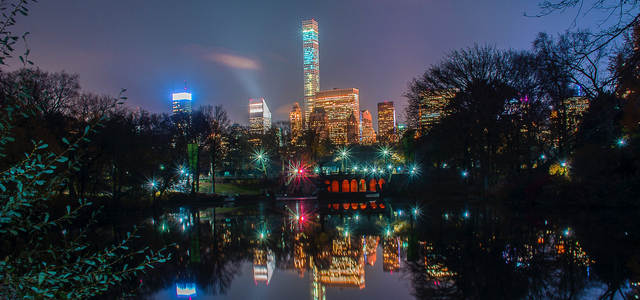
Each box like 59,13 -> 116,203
114,199 -> 639,300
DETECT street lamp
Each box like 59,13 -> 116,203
252,149 -> 268,178
378,146 -> 392,166
148,179 -> 157,203
337,146 -> 350,172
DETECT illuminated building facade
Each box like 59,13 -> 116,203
253,249 -> 275,285
314,88 -> 360,145
563,96 -> 590,134
347,113 -> 359,144
249,98 -> 272,135
383,237 -> 400,272
364,236 -> 379,266
418,89 -> 455,135
360,110 -> 376,144
377,101 -> 396,143
309,107 -> 328,140
289,102 -> 303,144
302,19 -> 320,124
315,238 -> 365,289
172,91 -> 192,115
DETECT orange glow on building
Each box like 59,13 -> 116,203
360,110 -> 377,144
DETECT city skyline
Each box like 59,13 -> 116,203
10,0 -> 605,125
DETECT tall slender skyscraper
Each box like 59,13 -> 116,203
302,19 -> 319,125
377,101 -> 397,143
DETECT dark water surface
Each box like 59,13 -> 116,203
120,200 -> 639,300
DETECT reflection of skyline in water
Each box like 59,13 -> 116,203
138,201 -> 639,300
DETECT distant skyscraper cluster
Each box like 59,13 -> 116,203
171,19 -> 404,146
293,19 -> 400,146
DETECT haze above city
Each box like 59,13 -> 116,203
13,0 -> 603,125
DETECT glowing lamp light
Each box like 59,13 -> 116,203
176,283 -> 196,297
172,92 -> 192,101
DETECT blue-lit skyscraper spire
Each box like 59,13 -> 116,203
302,19 -> 319,126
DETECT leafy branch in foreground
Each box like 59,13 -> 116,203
0,100 -> 171,299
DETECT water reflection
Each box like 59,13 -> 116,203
126,201 -> 640,300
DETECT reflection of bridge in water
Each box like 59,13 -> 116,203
320,174 -> 387,194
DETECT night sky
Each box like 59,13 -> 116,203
11,0 -> 603,126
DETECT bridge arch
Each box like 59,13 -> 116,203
341,180 -> 350,192
331,180 -> 340,193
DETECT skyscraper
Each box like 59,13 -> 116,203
360,110 -> 376,144
377,101 -> 396,143
249,98 -> 272,135
172,91 -> 192,115
302,19 -> 320,125
314,88 -> 359,145
289,102 -> 303,144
